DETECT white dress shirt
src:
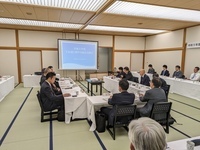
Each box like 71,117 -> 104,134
190,73 -> 200,81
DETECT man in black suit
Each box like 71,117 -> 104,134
160,65 -> 170,77
153,73 -> 168,92
137,78 -> 166,118
147,64 -> 155,74
139,69 -> 150,86
40,72 -> 70,121
116,67 -> 126,79
101,80 -> 135,126
124,67 -> 138,83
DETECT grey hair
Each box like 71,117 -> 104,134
128,117 -> 166,150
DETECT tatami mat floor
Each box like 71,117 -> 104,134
0,82 -> 200,150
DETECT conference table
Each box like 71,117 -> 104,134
23,74 -> 60,87
0,76 -> 15,102
167,136 -> 200,150
103,76 -> 150,95
87,95 -> 146,132
160,76 -> 200,101
59,78 -> 88,124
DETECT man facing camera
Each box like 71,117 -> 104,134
172,65 -> 183,78
40,72 -> 70,121
137,78 -> 166,117
147,64 -> 155,74
101,80 -> 135,126
160,65 -> 170,77
139,69 -> 150,86
124,67 -> 138,83
116,67 -> 126,79
189,67 -> 200,81
128,117 -> 166,150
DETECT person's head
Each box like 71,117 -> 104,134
46,72 -> 56,84
139,69 -> 145,76
41,68 -> 46,74
44,68 -> 51,76
48,66 -> 54,72
118,67 -> 123,73
128,117 -> 166,150
163,65 -> 167,70
150,78 -> 161,89
123,67 -> 130,74
175,65 -> 180,71
194,67 -> 200,73
118,79 -> 129,92
153,73 -> 159,78
148,64 -> 153,68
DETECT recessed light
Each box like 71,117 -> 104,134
84,25 -> 166,34
138,23 -> 143,25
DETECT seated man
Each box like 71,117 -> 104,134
137,78 -> 166,117
128,117 -> 166,150
153,73 -> 168,92
124,67 -> 138,83
101,80 -> 135,126
189,67 -> 200,81
139,69 -> 150,86
147,64 -> 155,74
116,67 -> 126,79
172,65 -> 183,78
40,68 -> 51,86
160,64 -> 170,77
40,72 -> 70,121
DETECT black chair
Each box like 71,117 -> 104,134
150,102 -> 172,134
107,105 -> 137,140
36,91 -> 58,122
164,84 -> 170,100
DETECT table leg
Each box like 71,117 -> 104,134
100,83 -> 102,95
87,81 -> 89,93
96,84 -> 98,92
91,84 -> 93,96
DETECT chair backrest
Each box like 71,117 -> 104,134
150,102 -> 172,121
165,84 -> 170,99
36,91 -> 45,111
115,105 -> 137,117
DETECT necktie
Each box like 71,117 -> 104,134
191,73 -> 196,79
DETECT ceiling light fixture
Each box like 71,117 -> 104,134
0,17 -> 83,29
0,0 -> 107,11
84,25 -> 166,34
105,1 -> 200,22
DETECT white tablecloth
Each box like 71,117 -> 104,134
160,76 -> 200,101
23,75 -> 41,87
103,76 -> 150,96
0,76 -> 14,102
23,74 -> 60,87
167,136 -> 200,150
59,78 -> 88,124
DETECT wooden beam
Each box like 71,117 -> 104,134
15,29 -> 22,83
143,52 -> 145,69
0,46 -> 16,50
181,28 -> 187,73
112,35 -> 115,70
19,47 -> 57,51
114,50 -> 144,53
145,47 -> 183,52
78,0 -> 116,31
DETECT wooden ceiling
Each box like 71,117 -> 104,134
0,0 -> 200,36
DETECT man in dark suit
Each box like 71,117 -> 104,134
172,65 -> 183,78
153,73 -> 168,92
124,67 -> 138,83
137,78 -> 166,117
139,69 -> 150,86
101,80 -> 135,126
116,67 -> 126,79
160,65 -> 170,77
40,72 -> 70,121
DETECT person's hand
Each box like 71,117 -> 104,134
57,88 -> 61,91
52,84 -> 56,88
63,93 -> 71,97
139,94 -> 143,97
